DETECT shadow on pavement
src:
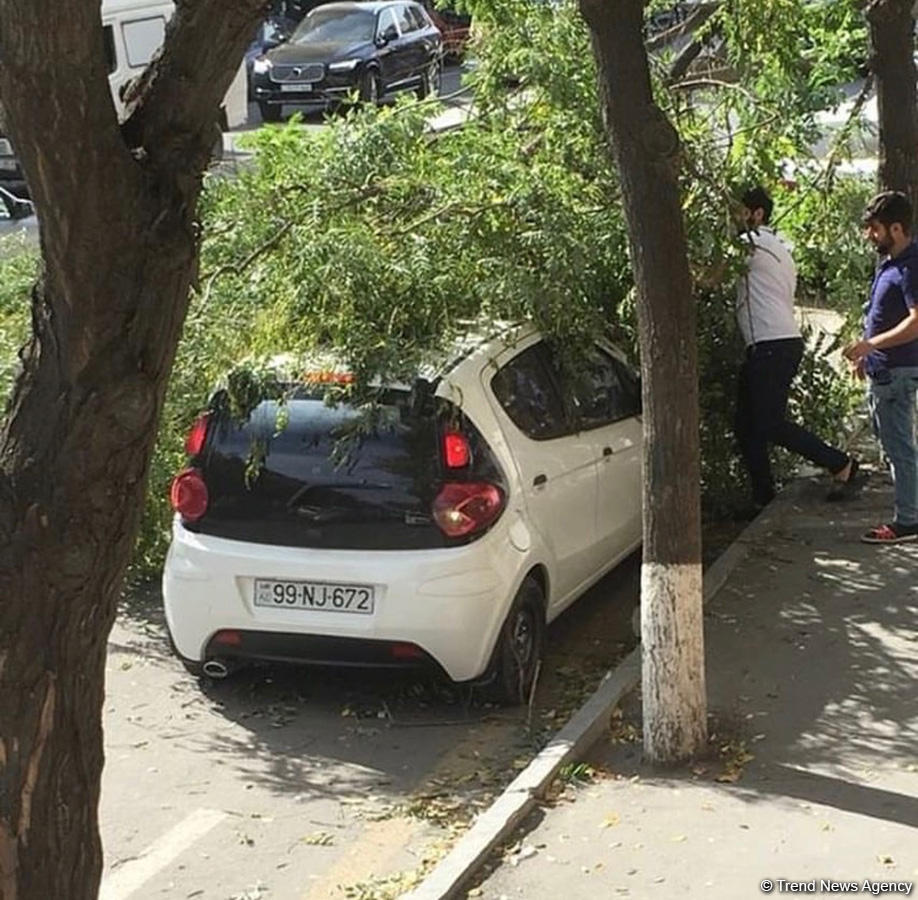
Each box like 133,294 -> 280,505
591,473 -> 917,832
112,548 -> 640,807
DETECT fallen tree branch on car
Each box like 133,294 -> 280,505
200,180 -> 392,304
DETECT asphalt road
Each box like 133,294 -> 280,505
99,553 -> 640,900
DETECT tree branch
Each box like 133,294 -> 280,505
646,2 -> 720,52
199,178 -> 389,302
387,198 -> 513,236
200,220 -> 296,306
670,77 -> 753,100
666,39 -> 704,83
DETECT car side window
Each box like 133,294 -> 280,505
491,343 -> 569,441
122,16 -> 166,68
557,345 -> 641,430
377,7 -> 399,39
407,5 -> 429,29
396,4 -> 418,32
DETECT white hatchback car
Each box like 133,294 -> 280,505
163,325 -> 643,702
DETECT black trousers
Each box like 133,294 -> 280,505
735,337 -> 848,506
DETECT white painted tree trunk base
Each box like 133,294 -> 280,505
641,561 -> 707,762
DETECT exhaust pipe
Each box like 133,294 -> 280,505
202,658 -> 231,679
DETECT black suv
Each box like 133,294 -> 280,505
251,0 -> 442,121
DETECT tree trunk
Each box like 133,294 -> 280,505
579,0 -> 707,763
867,0 -> 918,218
0,1 -> 265,897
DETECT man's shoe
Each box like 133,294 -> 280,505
860,522 -> 918,544
826,458 -> 867,502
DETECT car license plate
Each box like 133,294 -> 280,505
0,159 -> 17,171
253,578 -> 374,614
280,83 -> 311,92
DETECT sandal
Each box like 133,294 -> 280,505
861,522 -> 918,544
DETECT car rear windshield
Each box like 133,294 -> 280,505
187,386 -> 504,550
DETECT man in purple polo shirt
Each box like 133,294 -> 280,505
844,191 -> 918,543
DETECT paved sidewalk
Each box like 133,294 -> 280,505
475,474 -> 918,899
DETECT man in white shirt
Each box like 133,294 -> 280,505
734,186 -> 859,511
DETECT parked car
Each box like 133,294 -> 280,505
163,325 -> 643,703
0,185 -> 37,253
246,15 -> 299,100
250,0 -> 443,121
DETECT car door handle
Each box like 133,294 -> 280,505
533,473 -> 547,487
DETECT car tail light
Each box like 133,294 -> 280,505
443,431 -> 470,469
390,641 -> 424,660
213,630 -> 242,647
432,482 -> 504,538
184,413 -> 210,457
170,468 -> 209,521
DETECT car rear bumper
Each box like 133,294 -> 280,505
201,629 -> 443,672
162,519 -> 524,682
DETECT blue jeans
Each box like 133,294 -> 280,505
868,366 -> 918,526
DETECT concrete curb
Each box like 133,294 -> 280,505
403,480 -> 811,900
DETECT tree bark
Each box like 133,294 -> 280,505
579,0 -> 707,763
866,0 -> 918,218
0,1 -> 266,897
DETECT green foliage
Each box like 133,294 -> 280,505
776,173 -> 875,320
558,761 -> 596,784
718,0 -> 867,111
198,90 -> 631,387
0,241 -> 37,400
0,0 -> 873,575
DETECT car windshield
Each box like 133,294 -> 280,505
291,8 -> 376,43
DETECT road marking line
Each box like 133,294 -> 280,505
99,808 -> 227,900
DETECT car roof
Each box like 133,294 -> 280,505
101,0 -> 172,15
433,322 -> 537,391
307,0 -> 418,11
258,322 -> 536,397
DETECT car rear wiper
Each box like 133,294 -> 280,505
285,481 -> 392,510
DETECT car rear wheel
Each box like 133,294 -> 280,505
417,59 -> 442,99
359,68 -> 382,105
258,101 -> 283,123
486,576 -> 546,706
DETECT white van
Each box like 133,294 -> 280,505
103,0 -> 248,129
0,0 -> 248,194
